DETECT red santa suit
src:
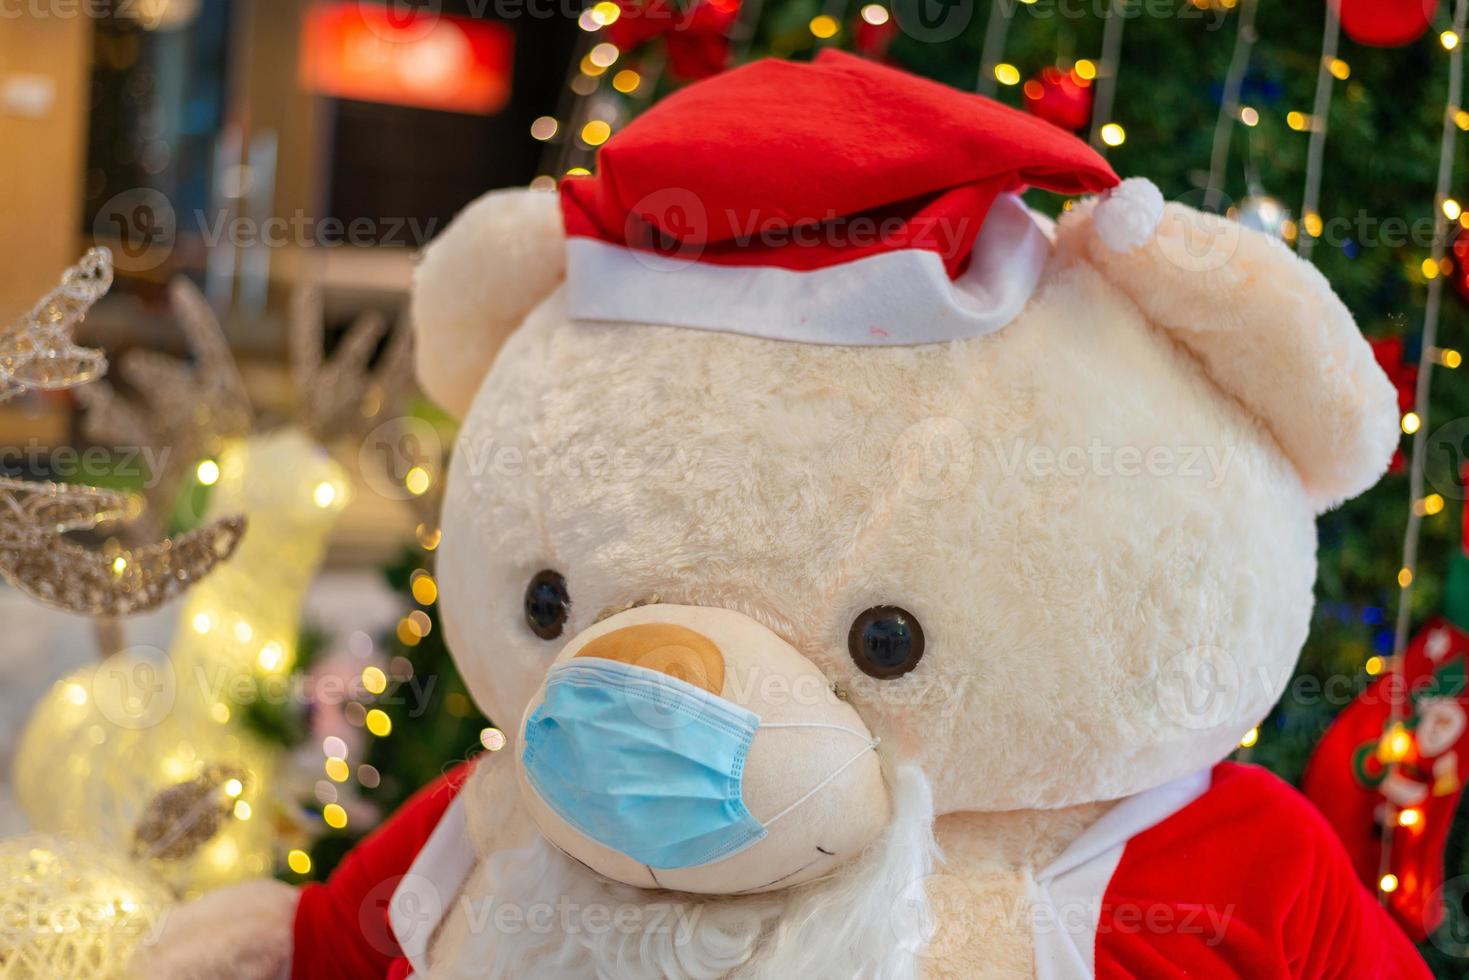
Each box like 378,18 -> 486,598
288,762 -> 1427,979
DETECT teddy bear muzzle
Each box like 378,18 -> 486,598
514,603 -> 891,895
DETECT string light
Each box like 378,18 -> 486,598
1287,110 -> 1310,131
232,800 -> 251,820
1380,723 -> 1413,761
481,727 -> 507,751
994,63 -> 1021,86
287,849 -> 311,874
312,481 -> 337,509
1074,59 -> 1097,81
590,0 -> 620,25
1399,807 -> 1423,828
365,709 -> 392,737
589,42 -> 619,68
1446,198 -> 1464,220
256,642 -> 285,672
404,465 -> 433,496
808,14 -> 838,38
1100,123 -> 1127,147
396,619 -> 423,647
1239,726 -> 1259,748
1204,0 -> 1259,212
1365,655 -> 1385,676
1418,493 -> 1446,516
530,116 -> 558,141
860,4 -> 889,25
1329,57 -> 1351,80
1239,106 -> 1259,126
410,571 -> 438,606
1379,3 -> 1469,909
362,665 -> 388,695
223,778 -> 243,798
612,69 -> 641,94
324,757 -> 349,783
196,459 -> 221,486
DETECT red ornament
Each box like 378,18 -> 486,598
1452,225 -> 1469,305
1370,336 -> 1417,473
607,0 -> 740,82
853,10 -> 898,60
1021,67 -> 1094,134
1304,619 -> 1469,941
1333,0 -> 1440,48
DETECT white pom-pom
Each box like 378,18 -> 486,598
1093,177 -> 1165,253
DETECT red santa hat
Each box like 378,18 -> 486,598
560,51 -> 1121,346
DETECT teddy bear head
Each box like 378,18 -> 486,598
410,54 -> 1398,898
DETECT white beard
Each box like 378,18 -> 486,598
431,762 -> 939,980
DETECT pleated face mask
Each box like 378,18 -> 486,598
521,657 -> 878,870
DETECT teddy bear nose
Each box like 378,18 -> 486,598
573,622 -> 726,695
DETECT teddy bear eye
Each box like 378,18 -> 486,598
524,570 -> 571,641
847,605 -> 925,679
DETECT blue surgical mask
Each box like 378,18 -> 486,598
521,656 -> 878,870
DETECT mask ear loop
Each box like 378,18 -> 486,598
757,722 -> 881,829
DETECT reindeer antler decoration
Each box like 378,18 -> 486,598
289,282 -> 415,444
77,277 -> 254,538
0,247 -> 110,399
0,249 -> 245,615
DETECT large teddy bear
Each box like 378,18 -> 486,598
136,52 -> 1429,978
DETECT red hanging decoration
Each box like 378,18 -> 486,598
1303,619 -> 1469,941
1021,67 -> 1094,134
607,0 -> 740,82
1371,336 -> 1417,473
1452,225 -> 1469,305
853,9 -> 898,61
1333,0 -> 1440,48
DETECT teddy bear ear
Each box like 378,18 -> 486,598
1059,178 -> 1400,513
411,187 -> 566,418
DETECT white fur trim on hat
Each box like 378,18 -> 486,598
1093,178 -> 1165,254
565,194 -> 1051,346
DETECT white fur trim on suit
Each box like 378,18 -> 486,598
391,794 -> 473,978
564,194 -> 1050,346
1031,768 -> 1212,979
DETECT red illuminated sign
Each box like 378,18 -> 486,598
300,4 -> 513,116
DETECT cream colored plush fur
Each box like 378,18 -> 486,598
133,180 -> 1396,979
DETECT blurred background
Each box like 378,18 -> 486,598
6,0 -> 1469,974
